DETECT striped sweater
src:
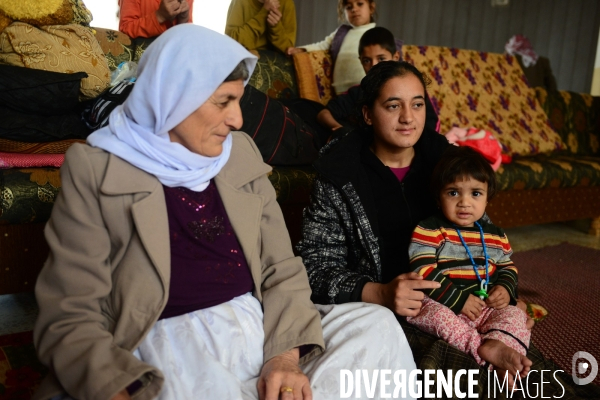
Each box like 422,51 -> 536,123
408,214 -> 518,314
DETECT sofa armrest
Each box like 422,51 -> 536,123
292,50 -> 334,105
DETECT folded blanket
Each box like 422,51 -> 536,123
0,152 -> 64,168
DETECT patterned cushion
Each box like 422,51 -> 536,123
69,0 -> 93,26
0,138 -> 84,154
536,88 -> 600,156
402,45 -> 565,156
292,50 -> 334,105
0,0 -> 73,27
248,49 -> 298,99
0,22 -> 110,100
93,28 -> 134,71
496,154 -> 600,191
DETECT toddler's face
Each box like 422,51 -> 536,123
344,0 -> 373,27
439,176 -> 488,227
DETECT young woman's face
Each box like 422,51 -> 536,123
362,74 -> 426,152
344,0 -> 374,27
168,79 -> 244,157
439,177 -> 488,227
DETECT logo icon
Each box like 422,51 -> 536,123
572,351 -> 598,385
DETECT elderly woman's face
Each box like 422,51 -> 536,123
362,74 -> 426,151
168,79 -> 244,157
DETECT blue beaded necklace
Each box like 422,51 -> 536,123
454,221 -> 489,300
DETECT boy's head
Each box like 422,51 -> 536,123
358,27 -> 400,73
431,146 -> 497,227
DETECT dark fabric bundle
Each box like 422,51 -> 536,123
240,85 -> 320,166
0,64 -> 87,116
0,64 -> 90,141
0,106 -> 89,142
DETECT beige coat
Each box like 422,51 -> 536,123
33,132 -> 324,400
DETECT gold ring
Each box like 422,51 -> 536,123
280,386 -> 293,393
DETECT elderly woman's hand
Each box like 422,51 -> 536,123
258,348 -> 312,400
156,0 -> 183,23
362,272 -> 441,317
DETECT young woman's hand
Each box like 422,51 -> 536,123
266,8 -> 282,27
461,294 -> 486,321
485,286 -> 510,309
286,47 -> 306,56
258,348 -> 312,400
362,272 -> 441,317
176,0 -> 190,24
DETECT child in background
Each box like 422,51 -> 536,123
407,146 -> 532,386
225,0 -> 297,54
287,0 -> 377,94
119,0 -> 193,39
317,27 -> 439,135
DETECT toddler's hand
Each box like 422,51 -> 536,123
461,294 -> 486,321
485,286 -> 510,309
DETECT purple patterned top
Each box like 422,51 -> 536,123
159,181 -> 254,320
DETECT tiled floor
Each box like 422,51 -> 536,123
1,219 -> 598,336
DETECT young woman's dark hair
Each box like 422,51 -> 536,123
430,146 -> 497,201
358,61 -> 430,127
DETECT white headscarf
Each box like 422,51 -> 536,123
87,25 -> 257,191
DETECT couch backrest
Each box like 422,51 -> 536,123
402,45 -> 565,157
535,87 -> 600,156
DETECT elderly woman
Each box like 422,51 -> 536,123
33,25 -> 416,400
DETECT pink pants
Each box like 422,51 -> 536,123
407,297 -> 531,366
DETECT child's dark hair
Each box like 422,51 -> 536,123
337,0 -> 377,24
358,27 -> 396,57
431,146 -> 497,201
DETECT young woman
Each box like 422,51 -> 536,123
298,60 -> 596,397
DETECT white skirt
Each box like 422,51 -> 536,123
133,293 -> 417,400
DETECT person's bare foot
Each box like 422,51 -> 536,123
479,339 -> 532,385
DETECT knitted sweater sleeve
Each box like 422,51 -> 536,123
266,0 -> 297,52
299,29 -> 337,52
409,224 -> 471,314
297,177 -> 374,305
491,233 -> 518,305
225,0 -> 269,51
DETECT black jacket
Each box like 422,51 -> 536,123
297,127 -> 449,304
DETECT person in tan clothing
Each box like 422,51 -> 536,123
34,25 -> 417,400
225,0 -> 296,54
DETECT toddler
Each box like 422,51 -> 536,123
287,0 -> 377,94
407,146 -> 532,386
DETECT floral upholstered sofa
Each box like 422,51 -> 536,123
291,45 -> 600,232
